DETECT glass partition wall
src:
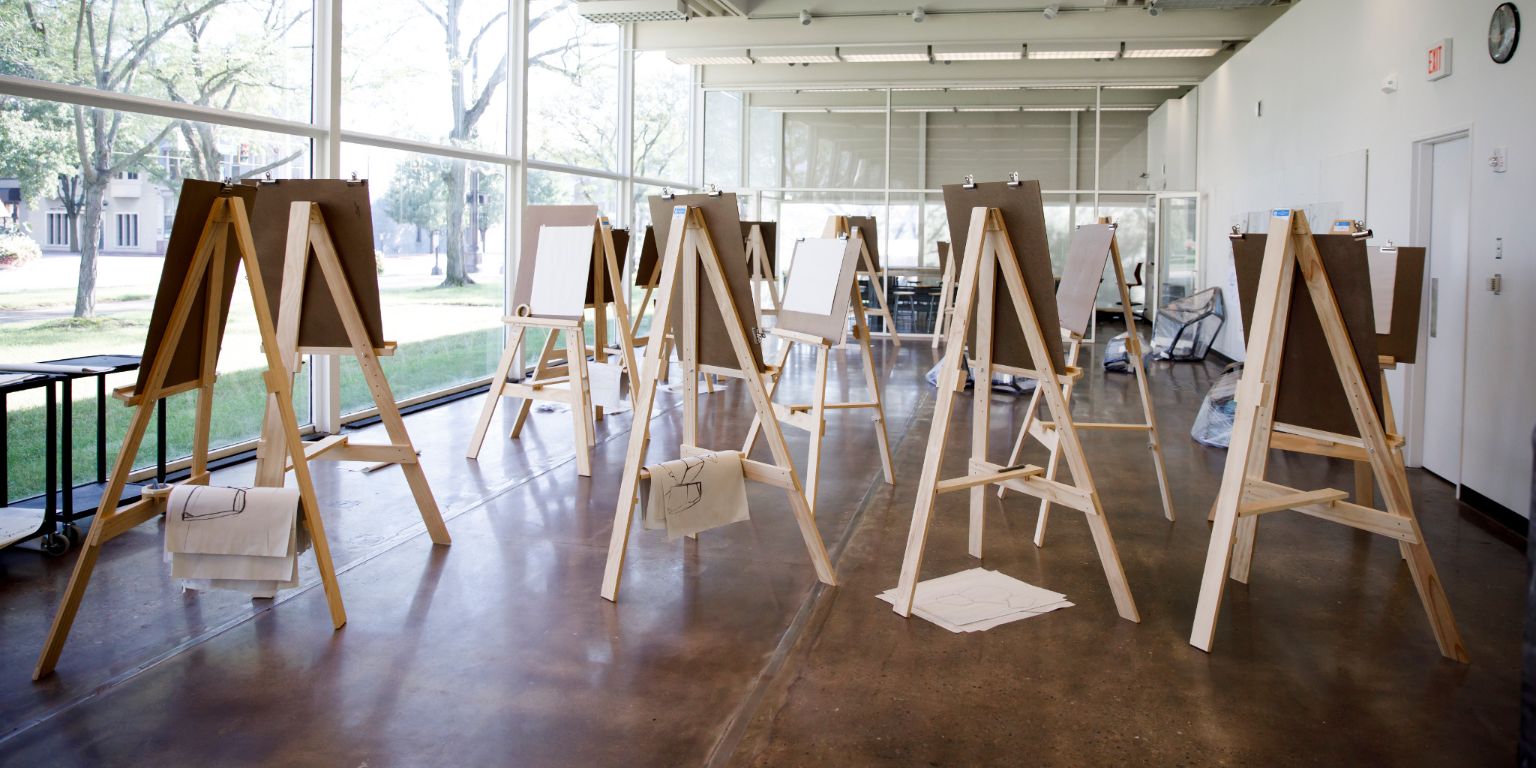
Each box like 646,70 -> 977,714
0,2 -> 693,502
704,85 -> 1194,337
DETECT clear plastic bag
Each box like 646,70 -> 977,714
1103,331 -> 1134,373
1151,286 -> 1225,361
1191,363 -> 1242,448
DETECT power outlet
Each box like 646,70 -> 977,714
1490,147 -> 1508,173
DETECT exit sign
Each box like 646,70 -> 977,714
1427,38 -> 1453,80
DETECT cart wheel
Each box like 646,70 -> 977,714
40,532 -> 71,557
63,524 -> 84,546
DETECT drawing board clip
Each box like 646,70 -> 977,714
660,186 -> 675,199
1229,225 -> 1244,240
1380,239 -> 1397,252
961,174 -> 977,189
346,172 -> 363,185
705,183 -> 722,197
1006,172 -> 1022,187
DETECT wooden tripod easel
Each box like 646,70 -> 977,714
34,192 -> 425,678
1189,209 -> 1465,661
742,264 -> 895,513
745,223 -> 782,328
891,207 -> 1139,621
466,216 -> 638,475
823,215 -> 901,346
600,205 -> 836,601
999,219 -> 1175,546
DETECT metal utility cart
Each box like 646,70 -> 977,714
1,355 -> 165,556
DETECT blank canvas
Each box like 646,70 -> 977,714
529,225 -> 595,318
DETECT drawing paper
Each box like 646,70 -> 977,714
876,568 -> 1073,633
1366,247 -> 1398,333
781,238 -> 849,316
1055,224 -> 1116,337
642,450 -> 750,541
165,485 -> 299,596
588,360 -> 626,411
529,225 -> 597,318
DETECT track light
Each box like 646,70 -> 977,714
800,9 -> 812,25
912,7 -> 925,22
1146,0 -> 1161,17
1042,4 -> 1059,20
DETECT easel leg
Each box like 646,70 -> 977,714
931,263 -> 953,350
512,332 -> 560,439
743,340 -> 792,455
853,303 -> 895,485
1031,441 -> 1065,548
804,344 -> 830,512
967,245 -> 997,560
998,381 -> 1044,500
566,329 -> 594,477
467,325 -> 524,459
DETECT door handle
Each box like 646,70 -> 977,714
1429,278 -> 1439,338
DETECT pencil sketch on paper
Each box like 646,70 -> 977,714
643,450 -> 751,540
175,486 -> 248,522
661,455 -> 710,516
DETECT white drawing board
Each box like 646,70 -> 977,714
775,237 -> 863,341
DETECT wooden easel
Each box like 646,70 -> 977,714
466,215 -> 637,475
999,219 -> 1175,546
259,199 -> 451,547
823,215 -> 901,347
1189,208 -> 1465,661
600,201 -> 836,601
891,202 -> 1139,622
37,189 -> 340,678
742,239 -> 895,513
744,222 -> 782,327
930,241 -> 954,349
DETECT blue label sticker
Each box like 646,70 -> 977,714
1272,208 -> 1291,217
673,205 -> 687,214
599,216 -> 609,225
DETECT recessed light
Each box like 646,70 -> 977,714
1122,42 -> 1221,58
752,46 -> 840,64
933,44 -> 1024,61
840,45 -> 930,63
666,48 -> 752,65
1027,44 -> 1120,60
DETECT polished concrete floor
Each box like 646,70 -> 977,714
0,325 -> 1523,766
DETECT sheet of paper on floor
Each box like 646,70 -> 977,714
877,568 -> 1073,633
642,450 -> 749,540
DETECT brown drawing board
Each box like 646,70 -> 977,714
847,215 -> 880,271
1374,246 -> 1426,364
741,221 -> 778,274
775,237 -> 862,342
1054,224 -> 1116,338
1231,233 -> 1383,436
648,193 -> 765,372
513,205 -> 600,320
584,227 -> 629,305
133,180 -> 255,395
634,225 -> 661,288
943,181 -> 1066,373
244,179 -> 385,349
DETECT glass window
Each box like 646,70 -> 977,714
339,143 -> 507,414
528,0 -> 621,171
343,0 -> 509,151
782,111 -> 886,189
1094,194 -> 1155,309
633,51 -> 690,183
1,2 -> 313,122
0,99 -> 311,499
1098,111 -> 1152,192
523,170 -> 621,368
889,112 -> 921,190
704,91 -> 742,187
926,111 -> 1072,191
747,105 -> 782,189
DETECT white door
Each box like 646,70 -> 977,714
1421,136 -> 1470,482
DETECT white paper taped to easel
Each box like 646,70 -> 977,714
781,238 -> 847,316
642,450 -> 750,540
589,360 -> 627,412
1366,246 -> 1398,333
164,485 -> 300,597
529,224 -> 595,317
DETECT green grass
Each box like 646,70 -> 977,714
0,290 -> 154,311
380,281 -> 502,307
3,326 -> 509,503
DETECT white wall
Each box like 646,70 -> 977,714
1195,0 -> 1536,515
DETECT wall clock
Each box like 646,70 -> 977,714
1490,3 -> 1520,64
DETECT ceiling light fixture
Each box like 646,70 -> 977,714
1104,84 -> 1181,89
841,45 -> 930,63
933,44 -> 1025,61
1027,43 -> 1120,60
751,46 -> 840,64
666,48 -> 753,65
1121,43 -> 1222,58
576,0 -> 687,23
957,106 -> 1022,113
1042,4 -> 1060,20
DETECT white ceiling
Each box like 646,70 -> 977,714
624,0 -> 1295,94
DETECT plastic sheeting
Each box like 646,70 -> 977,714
1151,286 -> 1225,361
1191,363 -> 1243,448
